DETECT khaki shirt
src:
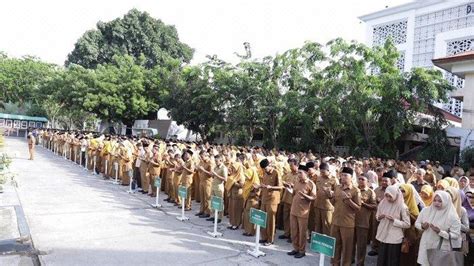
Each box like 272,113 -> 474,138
261,168 -> 283,205
199,159 -> 215,183
181,159 -> 195,186
281,171 -> 298,205
314,177 -> 338,211
290,179 -> 317,218
355,188 -> 376,229
212,164 -> 228,191
332,185 -> 361,228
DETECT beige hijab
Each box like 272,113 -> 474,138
376,185 -> 405,218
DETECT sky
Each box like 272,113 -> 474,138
0,0 -> 413,66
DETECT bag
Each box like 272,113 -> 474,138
401,238 -> 410,253
427,231 -> 464,266
461,233 -> 469,255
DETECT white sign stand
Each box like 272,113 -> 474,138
176,195 -> 189,221
127,173 -> 135,194
93,156 -> 97,175
104,160 -> 108,178
79,152 -> 82,167
152,193 -> 162,209
247,225 -> 265,258
112,162 -> 120,184
84,155 -> 88,171
207,209 -> 222,238
319,254 -> 325,266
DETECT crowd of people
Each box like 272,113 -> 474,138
32,129 -> 474,265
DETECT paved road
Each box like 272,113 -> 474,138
3,137 -> 377,266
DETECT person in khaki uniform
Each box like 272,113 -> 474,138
195,151 -> 215,218
287,165 -> 317,259
258,158 -> 283,246
227,153 -> 246,230
27,133 -> 36,160
172,153 -> 184,205
206,155 -> 228,223
330,167 -> 362,266
119,141 -> 134,186
139,142 -> 151,194
353,175 -> 376,266
179,150 -> 195,211
148,144 -> 162,197
279,158 -> 298,240
163,150 -> 175,203
314,162 -> 338,235
242,160 -> 260,236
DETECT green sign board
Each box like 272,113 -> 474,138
154,177 -> 161,188
210,196 -> 223,211
249,208 -> 267,228
310,232 -> 336,258
178,186 -> 187,199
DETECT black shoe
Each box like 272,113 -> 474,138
217,219 -> 222,223
206,217 -> 214,221
287,238 -> 292,243
195,212 -> 203,216
287,250 -> 298,256
259,240 -> 267,244
294,252 -> 305,259
263,242 -> 273,246
199,214 -> 210,218
279,235 -> 289,239
368,250 -> 378,256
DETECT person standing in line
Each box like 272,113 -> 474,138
258,158 -> 283,246
375,185 -> 411,266
195,151 -> 214,218
287,165 -> 316,259
415,190 -> 461,266
314,162 -> 338,236
179,149 -> 195,211
353,175 -> 376,266
27,132 -> 36,160
330,167 -> 361,266
279,158 -> 298,241
227,153 -> 246,230
206,154 -> 228,223
242,159 -> 260,236
148,144 -> 162,197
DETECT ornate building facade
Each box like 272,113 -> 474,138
360,0 -> 474,117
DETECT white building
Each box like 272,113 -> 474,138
359,0 -> 474,117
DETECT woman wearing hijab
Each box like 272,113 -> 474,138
459,176 -> 470,193
242,161 -> 260,236
375,185 -> 410,266
415,190 -> 461,266
420,185 -> 434,207
399,183 -> 421,266
445,177 -> 460,189
461,191 -> 474,265
436,179 -> 449,191
446,187 -> 470,253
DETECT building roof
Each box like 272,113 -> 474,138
359,0 -> 445,21
432,51 -> 474,78
0,113 -> 48,122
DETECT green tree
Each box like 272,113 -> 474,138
66,9 -> 193,69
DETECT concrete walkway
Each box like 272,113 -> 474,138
1,137 -> 376,266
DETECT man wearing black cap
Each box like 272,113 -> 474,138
287,165 -> 316,259
258,158 -> 283,246
330,167 -> 361,266
314,162 -> 338,235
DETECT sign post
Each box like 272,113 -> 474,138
112,162 -> 120,184
310,232 -> 336,266
207,196 -> 223,237
93,156 -> 97,175
247,208 -> 267,258
127,170 -> 135,194
176,186 -> 189,221
84,154 -> 88,171
152,177 -> 162,208
104,160 -> 108,178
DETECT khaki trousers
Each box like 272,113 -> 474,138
354,227 -> 369,266
211,185 -> 224,219
331,225 -> 354,266
193,172 -> 200,202
243,197 -> 259,235
229,195 -> 244,227
174,174 -> 182,204
139,163 -> 149,193
314,208 -> 333,235
28,147 -> 35,160
199,180 -> 212,215
290,214 -> 308,253
282,203 -> 292,237
260,203 -> 278,243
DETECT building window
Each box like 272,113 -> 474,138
13,120 -> 20,129
21,121 -> 28,129
372,20 -> 408,47
6,120 -> 12,128
28,121 -> 35,128
396,52 -> 406,71
0,119 -> 4,127
36,122 -> 43,128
